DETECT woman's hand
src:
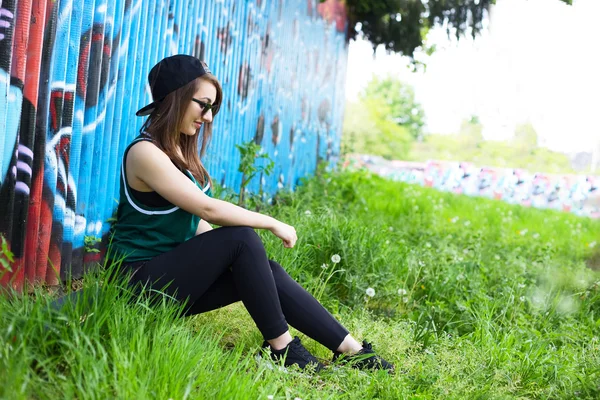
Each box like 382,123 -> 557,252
270,221 -> 297,248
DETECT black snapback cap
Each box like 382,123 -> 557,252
136,54 -> 212,117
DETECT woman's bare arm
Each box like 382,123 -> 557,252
127,141 -> 297,247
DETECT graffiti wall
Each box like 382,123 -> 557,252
346,155 -> 600,219
0,0 -> 348,291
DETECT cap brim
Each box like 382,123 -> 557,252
135,102 -> 158,116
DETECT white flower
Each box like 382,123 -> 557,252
520,296 -> 525,302
321,263 -> 328,269
331,254 -> 341,264
418,260 -> 425,267
304,210 -> 312,216
494,255 -> 500,260
366,287 -> 375,297
398,288 -> 407,296
388,226 -> 394,232
267,396 -> 274,400
425,242 -> 432,248
402,296 -> 409,303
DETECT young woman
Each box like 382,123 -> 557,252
110,54 -> 393,372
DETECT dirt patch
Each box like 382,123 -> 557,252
585,251 -> 600,271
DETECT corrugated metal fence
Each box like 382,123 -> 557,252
0,0 -> 348,291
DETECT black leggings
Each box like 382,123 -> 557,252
125,226 -> 349,351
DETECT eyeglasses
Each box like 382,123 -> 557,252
192,98 -> 220,116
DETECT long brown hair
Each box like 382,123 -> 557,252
140,74 -> 222,188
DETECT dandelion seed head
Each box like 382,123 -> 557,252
304,210 -> 312,216
366,287 -> 375,297
398,288 -> 407,296
331,254 -> 341,264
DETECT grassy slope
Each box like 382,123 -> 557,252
1,169 -> 599,399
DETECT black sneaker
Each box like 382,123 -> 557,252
261,336 -> 325,372
332,340 -> 395,373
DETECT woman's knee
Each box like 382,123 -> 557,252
227,226 -> 264,251
231,226 -> 259,240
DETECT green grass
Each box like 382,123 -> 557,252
2,168 -> 600,399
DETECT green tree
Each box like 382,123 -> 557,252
343,76 -> 422,160
363,76 -> 425,141
329,0 -> 573,58
458,116 -> 484,146
513,122 -> 538,151
343,97 -> 412,160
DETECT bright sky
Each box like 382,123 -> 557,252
345,0 -> 600,154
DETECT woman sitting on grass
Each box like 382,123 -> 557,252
110,54 -> 393,372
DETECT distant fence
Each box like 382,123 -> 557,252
0,0 -> 348,291
346,155 -> 600,218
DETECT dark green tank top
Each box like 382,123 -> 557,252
109,134 -> 212,263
